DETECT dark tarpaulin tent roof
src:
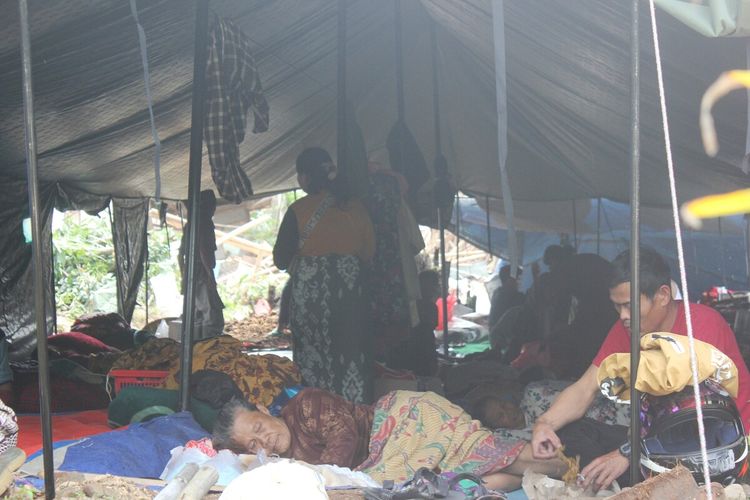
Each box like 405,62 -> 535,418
0,0 -> 748,206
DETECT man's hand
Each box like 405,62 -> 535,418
531,420 -> 561,459
580,449 -> 629,492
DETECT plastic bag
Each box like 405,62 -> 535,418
160,446 -> 244,487
155,320 -> 169,338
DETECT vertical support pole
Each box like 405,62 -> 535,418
628,0 -> 642,485
745,215 -> 750,287
485,195 -> 493,257
718,217 -> 727,286
179,0 -> 210,411
18,0 -> 55,495
431,20 -> 450,358
337,0 -> 347,172
439,214 -> 450,357
571,200 -> 578,251
394,0 -> 404,121
596,197 -> 602,256
145,243 -> 150,324
455,196 -> 460,298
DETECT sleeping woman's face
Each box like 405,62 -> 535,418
231,405 -> 292,455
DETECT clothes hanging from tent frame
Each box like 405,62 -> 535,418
178,190 -> 224,341
204,17 -> 269,204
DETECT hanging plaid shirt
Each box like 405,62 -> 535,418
204,18 -> 269,203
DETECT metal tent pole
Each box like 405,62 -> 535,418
628,0 -> 642,485
430,21 -> 450,357
18,0 -> 55,495
485,195 -> 493,256
145,244 -> 150,324
571,200 -> 578,250
455,196 -> 460,298
596,197 -> 602,256
179,0 -> 210,411
394,0 -> 404,121
337,0 -> 347,174
745,215 -> 750,287
718,217 -> 727,286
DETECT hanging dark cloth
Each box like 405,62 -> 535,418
343,102 -> 370,199
204,18 -> 270,204
178,190 -> 224,340
387,120 -> 430,203
0,178 -> 109,361
111,198 -> 149,323
366,173 -> 410,330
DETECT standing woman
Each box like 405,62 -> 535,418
273,148 -> 376,403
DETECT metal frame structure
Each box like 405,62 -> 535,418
18,0 -> 55,495
430,20 -> 452,357
628,0 -> 642,484
337,0 -> 347,188
178,0 -> 211,411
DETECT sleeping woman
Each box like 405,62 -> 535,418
212,387 -> 565,490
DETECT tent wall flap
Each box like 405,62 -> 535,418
112,198 -> 150,323
0,179 -> 109,360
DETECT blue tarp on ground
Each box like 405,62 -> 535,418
59,411 -> 208,479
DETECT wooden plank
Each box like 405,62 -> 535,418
148,209 -> 272,257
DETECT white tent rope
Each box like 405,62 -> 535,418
648,0 -> 712,496
129,0 -> 162,203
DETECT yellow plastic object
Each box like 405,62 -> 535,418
700,70 -> 750,156
681,188 -> 750,229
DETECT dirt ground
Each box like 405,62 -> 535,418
224,313 -> 292,349
3,474 -> 365,499
3,473 -> 155,499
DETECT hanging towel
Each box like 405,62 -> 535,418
204,18 -> 269,203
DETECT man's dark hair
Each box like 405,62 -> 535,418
211,398 -> 257,454
610,246 -> 671,297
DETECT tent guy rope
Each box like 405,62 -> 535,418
648,0 -> 713,495
129,0 -> 162,203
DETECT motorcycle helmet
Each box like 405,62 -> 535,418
639,379 -> 748,485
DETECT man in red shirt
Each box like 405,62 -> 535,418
530,246 -> 750,491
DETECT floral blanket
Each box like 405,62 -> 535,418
111,336 -> 300,407
357,391 -> 525,482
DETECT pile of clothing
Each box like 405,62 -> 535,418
11,312 -> 139,413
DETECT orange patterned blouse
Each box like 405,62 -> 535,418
280,387 -> 374,468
